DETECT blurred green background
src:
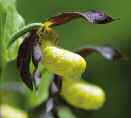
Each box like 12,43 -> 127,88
1,0 -> 131,118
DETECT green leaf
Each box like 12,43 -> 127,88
27,70 -> 53,108
0,0 -> 25,75
0,60 -> 28,108
1,60 -> 20,82
0,60 -> 53,109
58,106 -> 76,118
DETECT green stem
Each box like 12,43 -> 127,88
7,23 -> 43,48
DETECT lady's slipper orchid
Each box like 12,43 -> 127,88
8,10 -> 127,116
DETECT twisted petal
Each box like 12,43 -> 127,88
17,30 -> 38,90
48,10 -> 118,27
75,45 -> 128,61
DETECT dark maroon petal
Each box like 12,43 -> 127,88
76,45 -> 128,61
33,69 -> 41,89
49,12 -> 79,26
32,43 -> 42,68
53,74 -> 62,91
46,98 -> 54,113
49,74 -> 62,97
17,30 -> 38,90
48,10 -> 117,26
31,37 -> 43,89
80,10 -> 117,24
